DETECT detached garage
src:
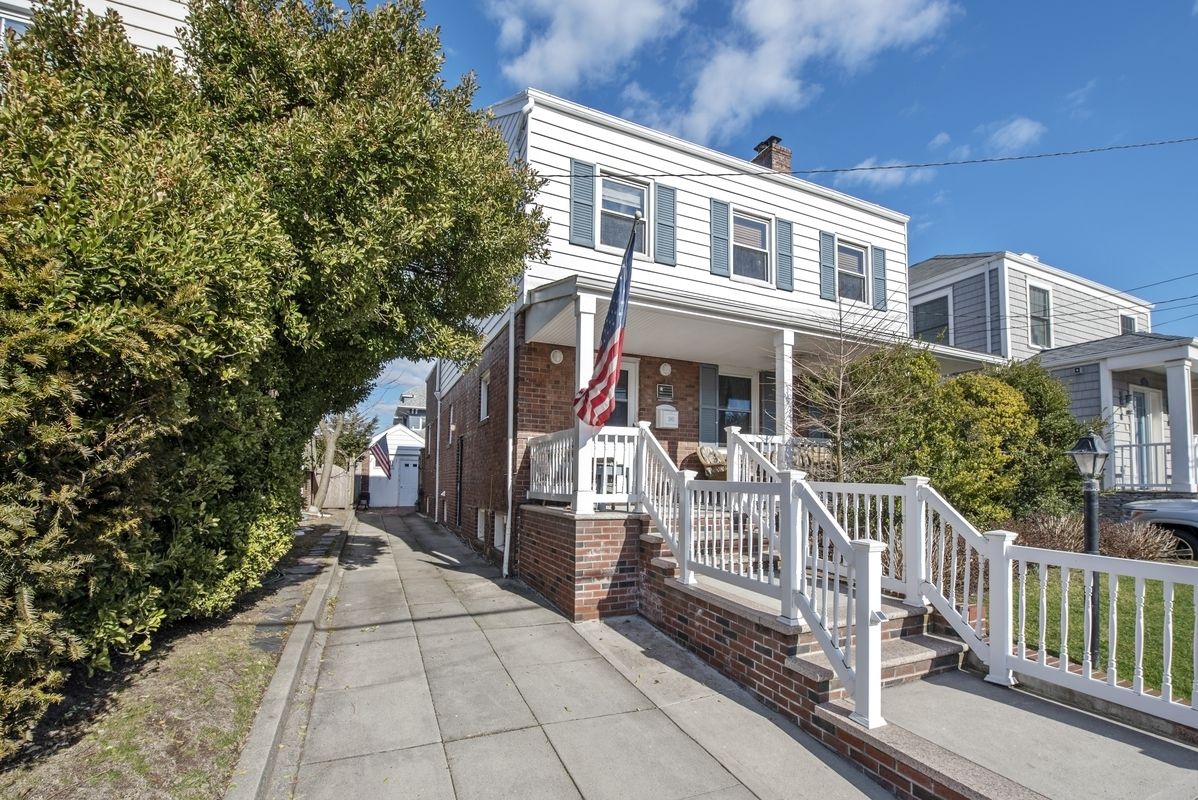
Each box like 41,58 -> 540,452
362,423 -> 425,509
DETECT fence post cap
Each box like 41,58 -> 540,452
637,420 -> 653,429
851,539 -> 887,554
984,529 -> 1019,543
901,475 -> 930,486
725,425 -> 741,435
680,469 -> 698,480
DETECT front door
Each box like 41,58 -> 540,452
1132,389 -> 1149,484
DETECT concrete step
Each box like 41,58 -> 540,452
785,633 -> 967,701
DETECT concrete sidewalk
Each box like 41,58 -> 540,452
264,511 -> 889,800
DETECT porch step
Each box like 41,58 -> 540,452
785,633 -> 967,700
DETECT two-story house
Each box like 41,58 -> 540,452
422,88 -> 996,618
2,0 -> 185,51
910,251 -> 1197,498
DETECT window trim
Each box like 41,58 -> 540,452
910,289 -> 954,346
595,172 -> 651,260
729,207 -> 774,288
0,7 -> 30,39
1027,281 -> 1054,349
835,238 -> 870,306
713,366 -> 759,446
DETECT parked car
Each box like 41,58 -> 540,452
1123,499 -> 1198,560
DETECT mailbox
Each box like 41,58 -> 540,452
655,404 -> 679,430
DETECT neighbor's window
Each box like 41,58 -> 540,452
732,213 -> 770,282
913,296 -> 951,343
1029,285 -> 1052,347
1120,314 -> 1137,335
717,374 -> 752,445
837,242 -> 867,302
479,372 -> 490,420
1,13 -> 29,42
600,177 -> 646,253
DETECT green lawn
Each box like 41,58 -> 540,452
1015,566 -> 1195,701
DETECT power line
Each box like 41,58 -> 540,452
531,135 -> 1198,181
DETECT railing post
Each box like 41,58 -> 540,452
726,426 -> 741,482
983,530 -> 1018,687
850,539 -> 886,729
635,421 -> 651,508
677,469 -> 698,585
901,476 -> 930,608
777,471 -> 801,626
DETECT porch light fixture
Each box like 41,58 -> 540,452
1066,432 -> 1108,481
659,363 -> 672,376
549,349 -> 564,365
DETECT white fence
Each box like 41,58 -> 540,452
527,424 -> 1198,731
1113,443 -> 1172,490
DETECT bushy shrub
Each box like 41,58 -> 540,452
0,0 -> 544,751
1005,513 -> 1177,562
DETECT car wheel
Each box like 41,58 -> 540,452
1164,525 -> 1198,560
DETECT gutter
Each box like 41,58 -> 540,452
433,384 -> 443,522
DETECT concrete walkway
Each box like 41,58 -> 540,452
268,511 -> 889,800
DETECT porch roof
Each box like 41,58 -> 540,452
522,274 -> 1002,373
1037,332 -> 1198,369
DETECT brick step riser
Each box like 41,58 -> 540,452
810,650 -> 966,702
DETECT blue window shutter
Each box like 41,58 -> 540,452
699,364 -> 719,443
819,231 -> 836,300
775,220 -> 793,291
872,246 -> 887,310
654,185 -> 677,265
569,159 -> 595,247
710,199 -> 730,277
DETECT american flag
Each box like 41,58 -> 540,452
369,433 -> 392,479
573,217 -> 637,427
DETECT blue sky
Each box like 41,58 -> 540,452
360,0 -> 1198,422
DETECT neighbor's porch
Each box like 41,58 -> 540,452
1104,357 -> 1197,492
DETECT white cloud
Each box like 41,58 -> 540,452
486,0 -> 693,93
949,143 -> 972,160
833,157 -> 936,191
1065,79 -> 1097,118
667,0 -> 960,143
980,115 -> 1046,155
928,131 -> 951,149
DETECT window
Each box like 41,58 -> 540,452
599,177 -> 646,253
493,513 -> 506,550
1029,285 -> 1052,348
837,242 -> 867,302
732,213 -> 770,282
1121,314 -> 1137,335
913,296 -> 951,343
1,14 -> 29,41
477,509 -> 486,541
447,405 -> 454,443
479,371 -> 490,420
717,374 -> 752,445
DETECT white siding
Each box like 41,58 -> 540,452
6,0 -> 185,51
522,101 -> 910,339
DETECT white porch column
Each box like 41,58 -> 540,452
774,329 -> 795,466
1166,359 -> 1196,492
574,294 -> 597,514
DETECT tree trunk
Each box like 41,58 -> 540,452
311,413 -> 345,512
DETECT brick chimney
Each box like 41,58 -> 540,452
751,136 -> 792,173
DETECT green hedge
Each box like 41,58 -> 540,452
0,0 -> 544,752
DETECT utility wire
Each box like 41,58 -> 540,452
530,135 -> 1198,181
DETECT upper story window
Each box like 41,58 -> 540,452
732,213 -> 770,282
1120,314 -> 1137,335
837,242 -> 867,302
913,295 -> 951,344
479,371 -> 490,421
1029,284 -> 1052,348
600,177 -> 646,254
1,12 -> 30,41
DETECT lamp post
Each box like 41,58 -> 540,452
1067,432 -> 1109,666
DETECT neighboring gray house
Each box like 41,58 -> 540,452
910,252 -> 1195,495
392,385 -> 427,436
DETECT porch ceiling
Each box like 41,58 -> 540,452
528,298 -> 779,370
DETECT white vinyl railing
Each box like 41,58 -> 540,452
811,482 -> 906,596
528,429 -> 574,502
590,426 -> 640,504
1004,545 -> 1198,728
687,480 -> 783,597
736,431 -> 834,472
638,422 -> 684,556
1113,443 -> 1172,490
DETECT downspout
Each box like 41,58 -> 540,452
434,381 -> 443,522
502,309 -> 516,576
502,94 -> 534,577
